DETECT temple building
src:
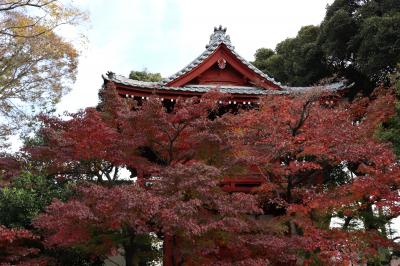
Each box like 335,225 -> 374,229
102,26 -> 349,196
103,26 -> 348,105
103,26 -> 352,266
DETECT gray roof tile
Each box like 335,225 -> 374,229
103,74 -> 159,88
103,73 -> 348,96
283,82 -> 351,93
102,74 -> 279,95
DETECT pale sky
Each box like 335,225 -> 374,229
57,0 -> 335,113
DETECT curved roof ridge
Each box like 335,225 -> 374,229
103,73 -> 160,88
283,81 -> 351,92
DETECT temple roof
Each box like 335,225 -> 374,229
104,26 -> 351,98
103,73 -> 349,96
103,74 -> 278,95
160,26 -> 281,88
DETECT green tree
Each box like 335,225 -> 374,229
0,173 -> 72,228
355,14 -> 400,80
253,26 -> 330,86
253,48 -> 287,84
318,0 -> 400,91
129,69 -> 162,82
254,0 -> 400,91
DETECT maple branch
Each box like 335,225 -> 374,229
165,121 -> 189,165
342,216 -> 352,230
0,19 -> 74,38
290,99 -> 314,136
112,166 -> 119,181
99,164 -> 115,182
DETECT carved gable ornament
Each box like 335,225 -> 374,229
217,58 -> 227,69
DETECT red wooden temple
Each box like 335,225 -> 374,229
103,26 -> 348,194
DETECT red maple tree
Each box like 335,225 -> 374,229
218,89 -> 399,264
33,183 -> 162,265
32,84 -> 262,265
20,83 -> 400,265
0,225 -> 47,266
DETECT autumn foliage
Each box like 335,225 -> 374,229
0,225 -> 46,266
1,82 -> 399,265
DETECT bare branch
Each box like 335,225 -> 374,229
0,0 -> 58,12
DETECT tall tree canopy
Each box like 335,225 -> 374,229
319,0 -> 400,89
0,0 -> 87,146
253,0 -> 400,92
253,25 -> 330,87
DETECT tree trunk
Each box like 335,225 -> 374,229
163,235 -> 174,266
378,207 -> 388,237
363,202 -> 379,230
124,243 -> 137,266
163,235 -> 184,266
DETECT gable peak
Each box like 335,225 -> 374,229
206,25 -> 231,48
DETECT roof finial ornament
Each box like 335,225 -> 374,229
215,25 -> 226,33
106,71 -> 115,79
206,25 -> 231,49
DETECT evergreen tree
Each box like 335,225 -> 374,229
254,0 -> 400,92
129,69 -> 162,82
253,26 -> 330,86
